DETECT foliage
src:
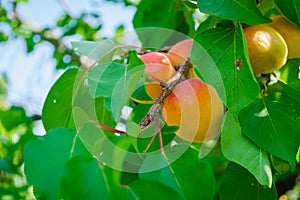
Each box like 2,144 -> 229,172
0,76 -> 35,199
1,0 -> 300,199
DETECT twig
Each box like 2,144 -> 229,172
32,114 -> 42,121
143,127 -> 158,153
139,57 -> 193,130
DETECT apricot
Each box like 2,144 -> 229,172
268,15 -> 300,59
140,52 -> 175,82
244,25 -> 288,77
163,78 -> 224,142
145,82 -> 162,100
167,39 -> 193,66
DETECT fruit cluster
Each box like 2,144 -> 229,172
139,40 -> 224,143
244,15 -> 300,77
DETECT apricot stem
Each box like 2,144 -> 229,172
143,127 -> 158,153
142,117 -> 165,154
139,57 -> 193,130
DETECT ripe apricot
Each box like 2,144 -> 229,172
167,39 -> 193,66
268,15 -> 300,59
244,25 -> 288,77
145,82 -> 162,100
140,52 -> 175,82
163,78 -> 224,142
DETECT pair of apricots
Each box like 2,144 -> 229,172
139,40 -> 224,142
244,15 -> 300,77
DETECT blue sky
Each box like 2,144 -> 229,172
0,0 -> 135,134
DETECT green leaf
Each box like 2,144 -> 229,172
130,103 -> 152,124
258,0 -> 280,16
279,59 -> 300,92
133,0 -> 195,36
219,162 -> 278,200
139,147 -> 216,200
88,54 -> 144,121
274,0 -> 300,26
24,128 -> 89,200
60,156 -> 108,200
72,40 -> 115,62
239,82 -> 300,164
221,112 -> 272,187
127,179 -> 182,200
0,106 -> 27,131
88,62 -> 127,98
197,0 -> 271,25
77,122 -> 106,156
295,0 -> 300,25
103,167 -> 135,199
193,23 -> 260,116
42,68 -> 78,131
196,15 -> 223,34
77,121 -> 141,173
111,63 -> 144,121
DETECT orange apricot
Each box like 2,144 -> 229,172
167,39 -> 193,66
163,78 -> 224,142
268,15 -> 300,59
140,52 -> 176,82
145,82 -> 163,100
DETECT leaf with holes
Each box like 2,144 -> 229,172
192,23 -> 260,116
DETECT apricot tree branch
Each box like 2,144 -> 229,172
139,57 -> 193,130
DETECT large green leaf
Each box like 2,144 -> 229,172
127,179 -> 182,200
139,147 -> 216,200
221,112 -> 272,187
42,68 -> 78,131
197,0 -> 271,25
239,81 -> 300,164
274,0 -> 300,26
193,23 -> 260,116
133,0 -> 195,36
219,162 -> 277,200
24,128 -> 90,200
60,156 -> 108,200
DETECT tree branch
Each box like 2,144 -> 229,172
139,57 -> 193,130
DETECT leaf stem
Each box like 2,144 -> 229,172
90,120 -> 127,135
